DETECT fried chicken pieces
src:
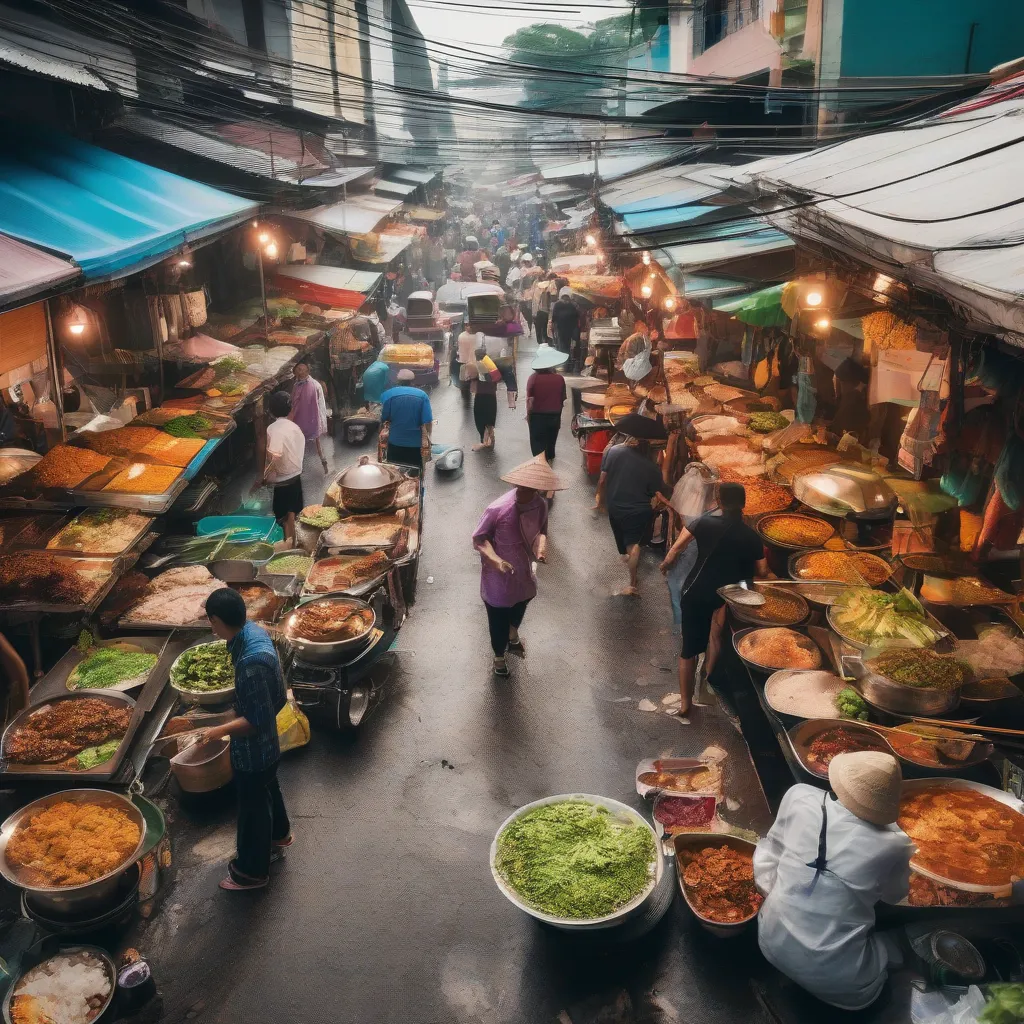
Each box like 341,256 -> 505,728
6,699 -> 130,765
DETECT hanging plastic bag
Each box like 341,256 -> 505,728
277,698 -> 311,754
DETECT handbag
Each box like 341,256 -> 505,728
478,354 -> 502,383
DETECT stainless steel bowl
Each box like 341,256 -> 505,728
1,690 -> 136,775
674,833 -> 761,938
335,459 -> 404,512
3,946 -> 116,1024
490,794 -> 662,932
0,790 -> 146,914
786,718 -> 893,780
169,640 -> 235,707
280,595 -> 377,665
845,649 -> 962,715
733,625 -> 831,676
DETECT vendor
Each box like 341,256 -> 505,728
380,368 -> 433,469
753,751 -> 914,1011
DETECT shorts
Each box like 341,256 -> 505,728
608,510 -> 653,555
272,476 -> 304,522
679,599 -> 722,659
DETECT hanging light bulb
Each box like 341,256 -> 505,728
649,272 -> 656,280
67,307 -> 87,336
265,242 -> 279,260
664,297 -> 677,311
258,231 -> 270,245
69,323 -> 85,336
178,259 -> 192,269
805,289 -> 823,307
641,284 -> 652,298
585,233 -> 597,247
873,273 -> 893,294
815,317 -> 831,330
642,252 -> 651,265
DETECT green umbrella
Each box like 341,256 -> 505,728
714,283 -> 790,328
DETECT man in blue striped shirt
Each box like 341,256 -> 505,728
202,589 -> 290,891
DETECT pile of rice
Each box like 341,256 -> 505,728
13,951 -> 111,1024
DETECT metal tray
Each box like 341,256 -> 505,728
756,512 -> 836,552
0,690 -> 137,780
733,624 -> 835,676
898,778 -> 1024,896
169,638 -> 235,706
842,649 -> 962,716
44,510 -> 156,559
33,635 -> 173,701
785,718 -> 892,781
0,555 -> 124,614
826,600 -> 949,653
673,833 -> 760,937
302,552 -> 393,599
788,549 -> 895,586
720,582 -> 809,627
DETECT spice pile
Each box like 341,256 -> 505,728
102,463 -> 182,495
735,477 -> 792,517
747,411 -> 789,434
759,514 -> 833,548
171,642 -> 234,694
76,426 -> 162,458
11,949 -> 113,1024
68,638 -> 157,691
765,670 -> 846,719
495,800 -> 656,919
121,566 -> 227,626
289,601 -> 374,642
681,845 -> 763,923
21,446 -> 111,490
163,413 -> 214,438
737,628 -> 822,670
266,553 -> 313,578
737,586 -> 807,626
6,698 -> 130,766
304,552 -> 391,593
793,550 -> 892,586
0,553 -> 95,606
6,800 -> 141,886
298,504 -> 341,529
868,648 -> 966,690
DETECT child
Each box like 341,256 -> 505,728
253,390 -> 306,546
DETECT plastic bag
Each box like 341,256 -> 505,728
277,699 -> 311,754
671,463 -> 718,520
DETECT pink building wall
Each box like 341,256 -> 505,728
689,20 -> 785,83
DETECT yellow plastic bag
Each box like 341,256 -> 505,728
277,698 -> 311,753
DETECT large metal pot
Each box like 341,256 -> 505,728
335,458 -> 404,512
0,789 -> 147,914
3,946 -> 117,1024
280,595 -> 377,665
844,649 -> 962,716
170,736 -> 233,793
489,794 -> 662,932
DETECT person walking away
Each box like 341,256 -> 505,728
754,752 -> 913,1010
659,482 -> 768,716
493,304 -> 523,409
533,274 -> 556,344
526,344 -> 567,463
473,456 -> 564,676
253,390 -> 305,547
595,434 -> 671,597
471,346 -> 499,451
201,588 -> 290,891
456,326 -> 480,405
380,368 -> 432,469
289,358 -> 329,473
493,243 -> 511,286
550,287 -> 581,366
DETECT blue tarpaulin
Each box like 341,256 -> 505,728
620,204 -> 722,233
0,130 -> 257,279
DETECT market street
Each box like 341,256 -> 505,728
143,345 -> 776,1024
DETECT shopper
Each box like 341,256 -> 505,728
595,432 -> 671,598
253,390 -> 305,547
456,324 -> 480,402
550,287 -> 580,361
288,358 -> 329,473
754,752 -> 914,1011
532,273 -> 556,344
473,456 -> 564,676
201,588 -> 290,892
470,346 -> 498,451
659,482 -> 768,716
380,368 -> 432,469
526,344 -> 567,463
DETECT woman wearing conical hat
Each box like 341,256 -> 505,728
471,456 -> 566,677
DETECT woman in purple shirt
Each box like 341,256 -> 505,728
472,456 -> 565,677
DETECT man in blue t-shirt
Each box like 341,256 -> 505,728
381,368 -> 432,469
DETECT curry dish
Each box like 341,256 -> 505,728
898,785 -> 1024,888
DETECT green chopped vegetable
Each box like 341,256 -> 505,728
76,629 -> 96,654
835,687 -> 869,721
868,648 -> 966,690
299,506 -> 341,529
266,554 -> 313,579
748,411 -> 789,433
164,413 -> 213,438
832,587 -> 941,647
71,647 -> 158,690
213,357 -> 247,378
76,738 -> 121,770
495,800 -> 656,919
980,984 -> 1024,1024
172,641 -> 234,693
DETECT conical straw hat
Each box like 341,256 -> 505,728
501,454 -> 568,491
828,751 -> 902,826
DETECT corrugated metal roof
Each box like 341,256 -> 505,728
620,204 -> 725,233
275,265 -> 381,294
539,147 -> 692,184
374,179 -> 418,197
656,223 -> 794,273
354,233 -> 414,265
679,274 -> 751,300
0,4 -> 137,97
288,194 -> 402,236
0,233 -> 79,306
0,129 -> 256,279
300,166 -> 375,188
392,167 -> 438,185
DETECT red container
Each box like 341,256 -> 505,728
581,428 -> 612,474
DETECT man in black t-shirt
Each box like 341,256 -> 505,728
660,483 -> 768,717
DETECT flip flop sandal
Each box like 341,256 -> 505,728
272,835 -> 294,848
219,875 -> 268,891
507,639 -> 526,658
493,657 -> 511,677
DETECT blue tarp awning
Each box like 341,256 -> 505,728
620,204 -> 722,233
0,130 -> 258,279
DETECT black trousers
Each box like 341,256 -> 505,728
474,393 -> 498,441
484,600 -> 530,656
534,310 -> 549,343
386,442 -> 423,469
231,763 -> 290,883
529,411 -> 561,462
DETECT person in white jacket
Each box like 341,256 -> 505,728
753,751 -> 914,1011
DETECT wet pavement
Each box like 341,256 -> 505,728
139,341 -> 780,1024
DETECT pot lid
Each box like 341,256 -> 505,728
338,461 -> 399,489
794,464 -> 896,518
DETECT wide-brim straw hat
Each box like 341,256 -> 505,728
828,751 -> 903,826
501,454 -> 568,491
532,344 -> 568,370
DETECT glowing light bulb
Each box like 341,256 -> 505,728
649,272 -> 656,279
69,323 -> 85,336
585,234 -> 596,247
873,273 -> 893,293
642,252 -> 651,265
664,297 -> 676,311
258,232 -> 270,244
178,259 -> 191,269
805,290 -> 823,307
641,284 -> 652,298
815,317 -> 831,330
265,242 -> 279,259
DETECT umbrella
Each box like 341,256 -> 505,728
615,413 -> 667,440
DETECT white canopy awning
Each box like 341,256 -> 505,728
0,233 -> 79,307
289,194 -> 402,236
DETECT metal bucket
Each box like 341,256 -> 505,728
170,736 -> 233,793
